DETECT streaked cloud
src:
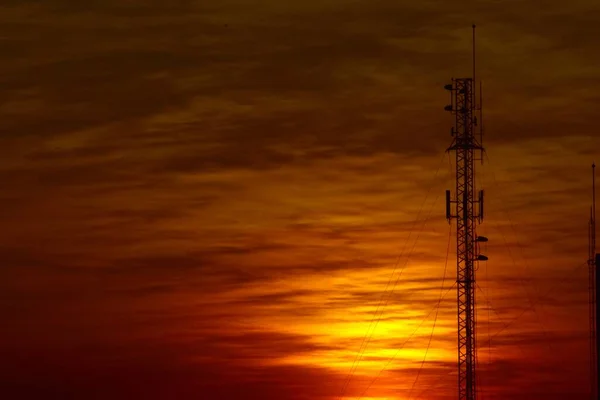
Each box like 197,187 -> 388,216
1,0 -> 598,399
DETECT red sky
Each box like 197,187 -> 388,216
1,1 -> 599,399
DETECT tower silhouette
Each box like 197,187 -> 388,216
444,25 -> 488,400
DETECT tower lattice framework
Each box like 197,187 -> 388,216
444,72 -> 486,400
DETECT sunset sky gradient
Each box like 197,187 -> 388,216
1,1 -> 600,399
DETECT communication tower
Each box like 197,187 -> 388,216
589,163 -> 599,400
444,25 -> 488,400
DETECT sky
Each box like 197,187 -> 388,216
1,1 -> 600,399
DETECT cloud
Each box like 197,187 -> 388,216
0,1 -> 598,399
1,343 -> 345,400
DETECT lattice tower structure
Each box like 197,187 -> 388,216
444,75 -> 486,400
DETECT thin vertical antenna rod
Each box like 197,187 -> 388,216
444,25 -> 487,400
593,163 -> 596,255
590,162 -> 597,400
479,82 -> 483,150
472,24 -> 476,108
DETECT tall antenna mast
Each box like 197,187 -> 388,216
472,24 -> 476,109
444,25 -> 487,400
590,163 -> 598,400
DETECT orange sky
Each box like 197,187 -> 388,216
1,1 -> 599,399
